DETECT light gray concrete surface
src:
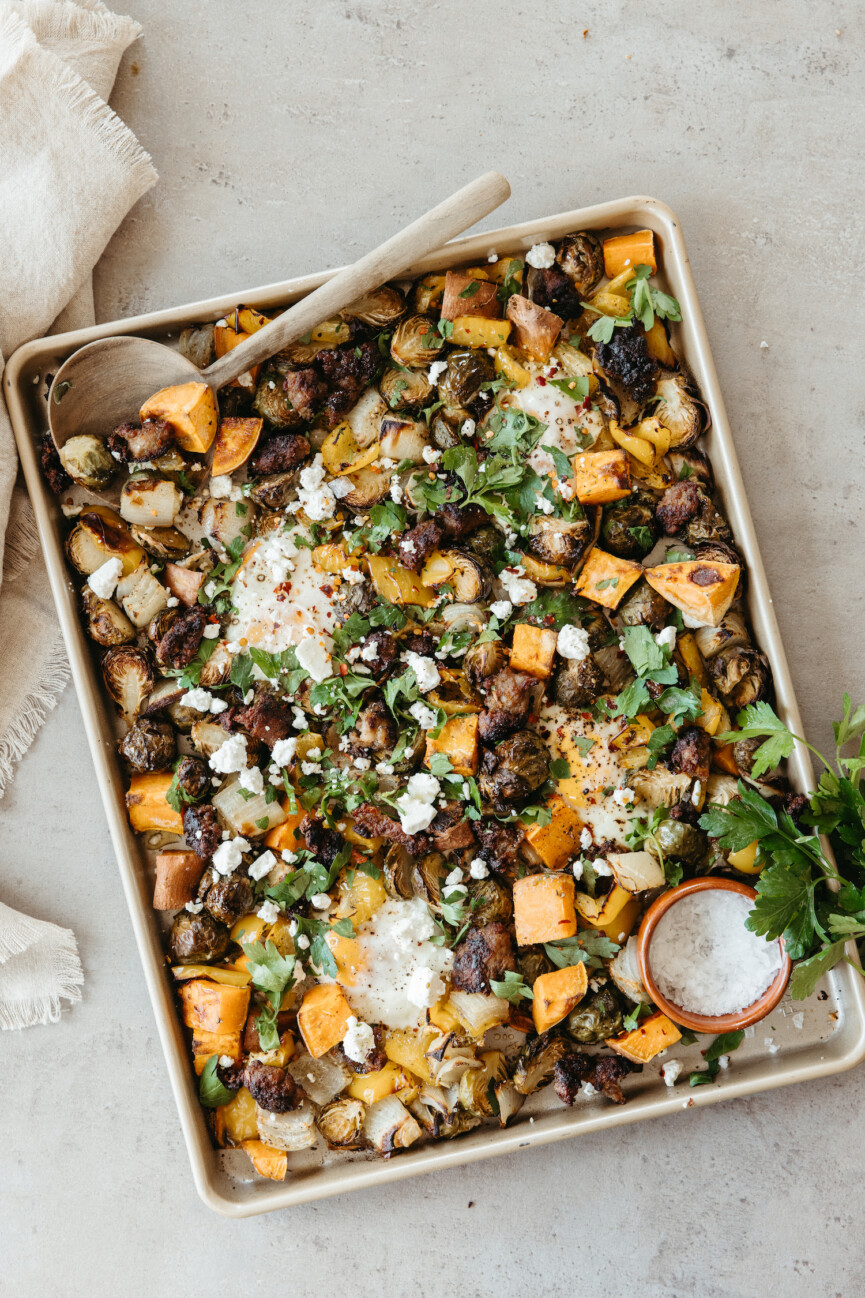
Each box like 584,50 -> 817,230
2,3 -> 864,1295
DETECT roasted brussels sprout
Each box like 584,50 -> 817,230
128,524 -> 190,560
457,1051 -> 507,1117
174,755 -> 211,802
693,609 -> 750,662
553,655 -> 606,709
379,365 -> 432,412
247,473 -> 299,509
653,374 -> 706,448
567,986 -> 623,1043
422,549 -> 492,604
732,735 -> 784,783
601,490 -> 659,558
681,495 -> 732,547
58,434 -> 115,490
337,466 -> 390,512
204,872 -> 254,925
471,879 -> 514,926
464,638 -> 508,692
518,949 -> 554,985
436,349 -> 494,408
513,1032 -> 572,1095
626,767 -> 693,809
527,515 -> 591,568
179,322 -> 215,369
429,407 -> 467,451
101,646 -> 155,726
81,587 -> 135,647
556,231 -> 604,297
342,284 -> 406,326
646,817 -> 707,866
390,314 -> 443,369
118,718 -> 176,773
411,852 -> 448,913
253,358 -> 304,428
317,1097 -> 366,1149
460,523 -> 503,567
619,580 -> 671,628
168,910 -> 230,964
479,730 -> 550,812
710,645 -> 771,710
382,844 -> 414,901
667,447 -> 714,489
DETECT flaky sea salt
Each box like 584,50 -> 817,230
649,891 -> 783,1016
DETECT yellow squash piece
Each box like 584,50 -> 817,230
494,344 -> 531,389
572,448 -> 631,505
126,772 -> 183,834
728,840 -> 761,873
644,560 -> 740,628
525,797 -> 586,871
384,1026 -> 438,1083
215,1087 -> 258,1145
575,884 -> 632,928
321,420 -> 380,476
520,553 -> 570,586
609,714 -> 655,750
367,554 -> 436,607
644,318 -> 677,367
581,896 -> 642,944
140,381 -> 218,455
172,965 -> 251,987
241,1139 -> 287,1182
347,1061 -> 418,1105
450,316 -> 512,349
509,623 -> 559,679
676,631 -> 709,687
695,688 -> 726,736
513,873 -> 577,947
297,983 -> 355,1058
606,1010 -> 681,1064
609,419 -> 656,467
532,964 -> 589,1033
574,548 -> 643,610
336,869 -> 387,926
424,713 -> 479,777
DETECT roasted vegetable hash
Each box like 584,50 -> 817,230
43,226 -> 795,1181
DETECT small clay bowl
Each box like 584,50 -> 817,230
636,877 -> 792,1033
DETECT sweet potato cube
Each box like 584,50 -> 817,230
644,560 -> 740,628
509,623 -> 558,678
575,883 -> 632,928
179,979 -> 251,1035
602,229 -> 657,279
297,982 -> 354,1058
450,316 -> 512,349
532,963 -> 589,1033
574,548 -> 643,609
191,1029 -> 242,1073
505,294 -> 562,361
513,873 -> 577,946
264,804 -> 306,854
572,448 -> 631,505
211,416 -> 263,476
525,797 -> 586,870
242,1139 -> 287,1182
163,562 -> 204,607
214,322 -> 261,388
606,1010 -> 681,1063
126,772 -> 183,834
140,381 -> 218,455
424,713 -> 479,777
440,271 -> 500,321
153,850 -> 203,910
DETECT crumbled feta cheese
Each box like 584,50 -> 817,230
526,241 -> 556,269
487,250 -> 498,263
612,786 -> 636,807
203,624 -> 220,639
379,457 -> 397,470
396,772 -> 441,834
301,761 -> 322,776
404,651 -> 441,693
406,964 -> 446,1009
469,858 -> 489,880
389,475 -> 403,503
579,827 -> 593,850
409,701 -> 438,730
572,858 -> 584,880
656,625 -> 677,652
185,901 -> 204,914
181,687 -> 214,711
86,557 -> 123,600
292,706 -> 308,730
718,1054 -> 730,1070
249,850 -> 277,881
489,599 -> 513,621
239,765 -> 264,795
166,595 -> 180,608
422,445 -> 442,464
271,737 -> 297,767
309,892 -> 331,910
661,1060 -> 682,1087
296,933 -> 310,949
282,851 -> 299,866
342,1016 -> 375,1063
445,867 -> 464,888
209,475 -> 235,499
376,761 -> 395,776
535,493 -> 555,515
209,698 -> 228,715
593,860 -> 612,877
296,634 -> 332,682
257,899 -> 281,925
691,780 -> 702,806
211,836 -> 249,876
353,755 -> 371,771
461,417 -> 476,438
428,360 -> 449,385
360,639 -> 379,662
341,566 -> 364,584
330,476 -> 352,499
499,565 -> 537,606
218,1054 -> 235,1068
580,1080 -> 599,1098
557,623 -> 591,661
209,733 -> 248,774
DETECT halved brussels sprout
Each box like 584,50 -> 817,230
626,767 -> 693,809
390,314 -> 443,369
479,730 -> 550,812
556,231 -> 604,296
379,366 -> 433,412
342,284 -> 406,326
81,587 -> 135,647
168,910 -> 229,964
553,655 -> 606,709
693,610 -> 750,661
732,736 -> 784,783
618,579 -> 671,628
101,646 -> 155,726
248,473 -> 299,509
118,718 -> 177,773
464,639 -> 508,691
460,524 -> 502,567
421,550 -> 492,604
472,879 -> 513,926
646,818 -> 707,866
667,447 -> 713,489
129,524 -> 191,560
518,949 -> 554,985
527,515 -> 591,568
601,489 -> 658,559
652,374 -> 706,448
437,349 -> 494,408
567,986 -> 623,1042
382,844 -> 414,901
710,646 -> 771,710
429,407 -> 467,451
411,852 -> 448,914
513,1033 -> 572,1095
317,1097 -> 366,1149
59,435 -> 115,490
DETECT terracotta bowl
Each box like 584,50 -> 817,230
636,877 -> 792,1033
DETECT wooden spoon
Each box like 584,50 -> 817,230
47,171 -> 510,451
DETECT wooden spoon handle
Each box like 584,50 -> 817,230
202,170 -> 510,390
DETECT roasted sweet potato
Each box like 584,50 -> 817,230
153,850 -> 204,910
126,772 -> 183,833
602,229 -> 657,279
525,797 -> 586,870
574,548 -> 643,610
424,713 -> 479,777
572,448 -> 631,505
509,624 -> 558,679
191,1029 -> 242,1073
214,321 -> 260,389
505,294 -> 562,361
211,416 -> 263,476
532,963 -> 589,1033
644,560 -> 740,628
606,1009 -> 681,1063
179,979 -> 251,1035
440,271 -> 500,321
241,1138 -> 287,1181
264,805 -> 306,855
140,382 -> 218,455
513,873 -> 577,946
297,982 -> 354,1058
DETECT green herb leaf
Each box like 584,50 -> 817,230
704,1030 -> 745,1062
788,940 -> 847,999
490,970 -> 534,1002
199,1055 -> 238,1109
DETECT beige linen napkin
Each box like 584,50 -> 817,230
0,2 -> 157,1025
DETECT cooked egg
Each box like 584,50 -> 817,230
339,898 -> 453,1030
538,703 -> 642,845
227,529 -> 339,656
510,364 -> 602,478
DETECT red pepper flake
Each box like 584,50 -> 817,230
339,663 -> 348,677
537,376 -> 547,386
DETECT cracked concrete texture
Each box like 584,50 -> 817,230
3,3 -> 864,1295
